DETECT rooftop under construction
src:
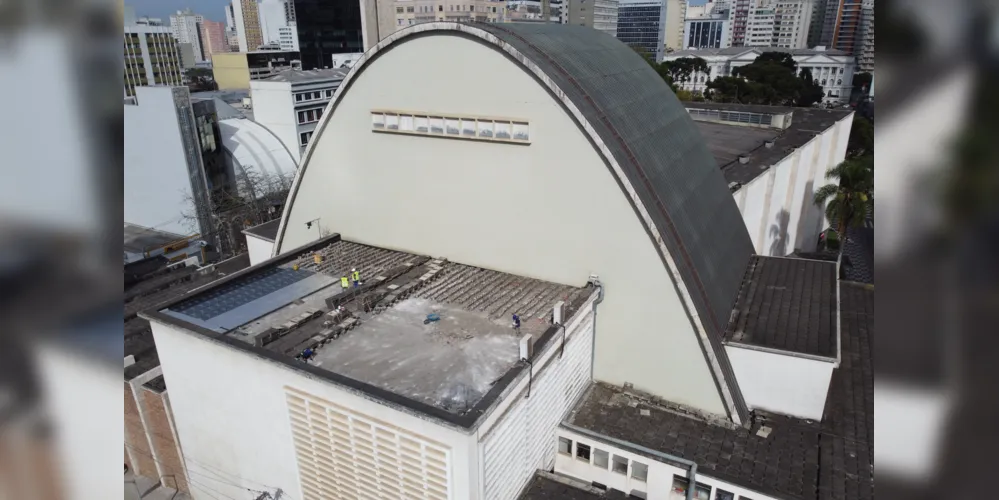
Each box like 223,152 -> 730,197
147,234 -> 592,425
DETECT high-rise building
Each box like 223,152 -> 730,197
726,0 -> 814,48
232,0 -> 264,52
365,0 -> 507,49
293,0 -> 364,69
507,0 -> 564,22
683,4 -> 733,49
568,0 -> 619,37
663,0 -> 687,51
170,9 -> 206,62
200,20 -> 230,58
857,0 -> 874,72
260,0 -> 301,51
773,0 -> 814,48
124,25 -> 184,97
616,0 -> 667,61
743,2 -> 776,46
812,0 -> 865,55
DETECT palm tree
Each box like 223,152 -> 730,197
814,155 -> 874,249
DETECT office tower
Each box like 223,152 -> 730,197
684,3 -> 733,49
124,25 -> 184,97
260,0 -> 301,51
232,0 -> 264,52
201,20 -> 230,58
293,0 -> 364,69
813,0 -> 865,55
170,9 -> 206,62
616,0 -> 667,61
568,0 -> 619,37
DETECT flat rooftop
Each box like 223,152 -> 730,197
124,223 -> 188,254
242,218 -> 281,242
566,282 -> 873,500
263,68 -> 350,83
686,103 -> 853,186
725,256 -> 838,357
149,235 -> 591,427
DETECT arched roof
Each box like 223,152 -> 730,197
219,118 -> 297,187
277,22 -> 754,422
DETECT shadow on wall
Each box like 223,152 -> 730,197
768,209 -> 791,256
793,180 -> 815,251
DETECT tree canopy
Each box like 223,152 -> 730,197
814,155 -> 874,240
705,52 -> 824,107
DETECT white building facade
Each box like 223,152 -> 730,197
249,69 -> 350,161
259,0 -> 300,51
664,46 -> 855,103
169,9 -> 205,62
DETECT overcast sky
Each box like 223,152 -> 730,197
126,0 -> 231,22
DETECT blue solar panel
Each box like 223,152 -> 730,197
171,267 -> 313,321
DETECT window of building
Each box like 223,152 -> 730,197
398,19 -> 404,26
298,111 -> 306,123
326,89 -> 334,98
426,117 -> 442,134
372,113 -> 385,129
296,93 -> 304,102
399,115 -> 414,132
631,461 -> 648,482
558,437 -> 572,455
385,114 -> 399,130
492,6 -> 496,12
512,122 -> 529,141
593,449 -> 609,469
307,109 -> 315,122
461,119 -> 476,137
439,5 -> 443,11
477,120 -> 493,138
415,116 -> 429,133
495,121 -> 511,139
445,118 -> 459,135
576,443 -> 591,462
396,7 -> 403,13
715,489 -> 735,500
837,79 -> 842,85
299,131 -> 313,146
407,6 -> 414,12
611,455 -> 628,475
669,477 -> 711,500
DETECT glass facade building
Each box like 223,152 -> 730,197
684,18 -> 729,49
292,0 -> 364,70
615,0 -> 667,61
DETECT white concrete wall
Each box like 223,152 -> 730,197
150,321 -> 478,500
479,301 -> 596,500
555,428 -> 776,500
245,233 -> 275,266
124,87 -> 197,236
279,34 -> 728,416
250,80 -> 300,161
734,112 -> 854,255
725,345 -> 835,420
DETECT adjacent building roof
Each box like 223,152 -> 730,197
725,256 -> 838,357
667,47 -> 852,58
566,281 -> 873,500
520,473 -> 606,500
124,223 -> 188,255
145,234 -> 594,428
218,118 -> 298,185
242,218 -> 281,242
262,68 -> 350,83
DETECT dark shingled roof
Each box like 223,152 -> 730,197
474,22 -> 754,422
725,256 -> 838,357
566,281 -> 874,500
519,473 -> 608,499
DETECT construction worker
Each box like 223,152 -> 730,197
340,273 -> 349,291
351,268 -> 361,287
512,313 -> 521,330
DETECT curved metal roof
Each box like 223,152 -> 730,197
219,118 -> 298,189
278,22 -> 754,422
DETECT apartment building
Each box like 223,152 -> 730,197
857,0 -> 874,72
683,6 -> 732,49
249,68 -> 350,160
260,0 -> 300,51
200,20 -> 230,58
169,9 -> 205,62
232,0 -> 264,52
567,0 -> 619,37
507,0 -> 567,23
123,25 -> 184,98
663,0 -> 687,50
813,0 -> 865,56
616,0 -> 667,61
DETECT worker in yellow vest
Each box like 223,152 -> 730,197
340,274 -> 349,291
351,268 -> 361,287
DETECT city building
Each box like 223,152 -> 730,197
249,68 -> 350,160
123,224 -> 205,265
177,42 -> 198,69
331,52 -> 364,68
683,6 -> 732,49
295,0 -> 365,68
200,20 -> 230,58
123,25 -> 184,97
366,0 -> 508,48
135,16 -> 165,26
616,0 -> 667,61
743,2 -> 776,47
232,0 -> 264,52
567,0 -> 619,37
139,23 -> 869,500
124,86 -> 229,248
507,0 -> 567,23
729,0 -> 814,49
728,0 -> 751,46
664,46 -> 855,103
169,9 -> 205,62
260,0 -> 300,51
812,0 -> 865,56
211,50 -> 302,90
857,0 -> 874,72
663,0 -> 687,51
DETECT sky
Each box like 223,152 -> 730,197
126,0 -> 231,22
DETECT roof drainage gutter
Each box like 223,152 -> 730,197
561,422 -> 698,500
587,277 -> 604,380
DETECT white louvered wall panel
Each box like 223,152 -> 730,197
285,387 -> 452,500
482,311 -> 595,500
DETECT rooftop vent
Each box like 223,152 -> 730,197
519,334 -> 534,360
728,181 -> 742,191
738,155 -> 750,164
765,139 -> 776,149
